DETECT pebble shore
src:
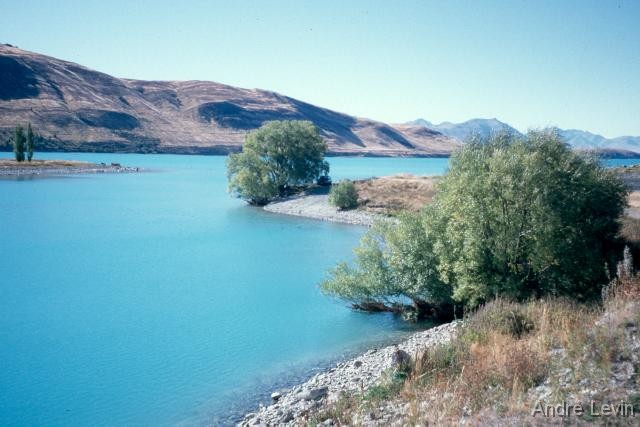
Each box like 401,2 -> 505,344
263,192 -> 378,226
239,321 -> 460,426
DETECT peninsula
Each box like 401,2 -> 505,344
0,158 -> 139,176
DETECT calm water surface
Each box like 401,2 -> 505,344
0,153 -> 637,426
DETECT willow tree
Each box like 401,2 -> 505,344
434,130 -> 627,305
321,210 -> 454,321
322,130 -> 627,319
227,120 -> 329,205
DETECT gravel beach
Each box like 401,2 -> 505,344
239,321 -> 460,426
263,189 -> 379,226
0,159 -> 140,177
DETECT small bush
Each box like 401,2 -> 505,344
329,180 -> 359,210
413,341 -> 462,384
364,368 -> 407,403
307,392 -> 355,426
468,299 -> 535,339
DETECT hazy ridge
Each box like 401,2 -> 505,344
408,118 -> 640,156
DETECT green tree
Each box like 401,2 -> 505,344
322,130 -> 627,319
12,125 -> 26,162
226,150 -> 279,206
26,123 -> 35,162
328,180 -> 359,210
227,120 -> 329,205
433,130 -> 626,306
321,209 -> 453,321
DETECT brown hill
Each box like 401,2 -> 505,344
0,44 -> 459,156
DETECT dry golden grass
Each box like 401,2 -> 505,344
352,171 -> 640,221
354,174 -> 438,214
628,192 -> 640,209
416,289 -> 639,423
620,216 -> 640,244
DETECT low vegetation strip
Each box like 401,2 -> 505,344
616,165 -> 640,219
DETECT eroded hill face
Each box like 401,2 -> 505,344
0,45 -> 460,156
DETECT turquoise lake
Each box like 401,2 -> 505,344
1,153 -> 639,426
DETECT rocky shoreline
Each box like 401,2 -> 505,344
239,321 -> 460,426
0,159 -> 140,176
263,189 -> 380,227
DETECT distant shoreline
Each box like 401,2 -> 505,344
0,147 -> 453,158
0,159 -> 140,177
2,148 -> 639,159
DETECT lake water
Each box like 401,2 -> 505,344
1,153 -> 638,426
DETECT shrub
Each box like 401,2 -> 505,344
328,180 -> 358,210
620,216 -> 640,244
467,299 -> 535,339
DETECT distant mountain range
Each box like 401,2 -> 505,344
408,118 -> 520,141
408,118 -> 640,156
557,129 -> 640,153
0,44 -> 458,157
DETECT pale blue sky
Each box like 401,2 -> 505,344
1,0 -> 638,137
